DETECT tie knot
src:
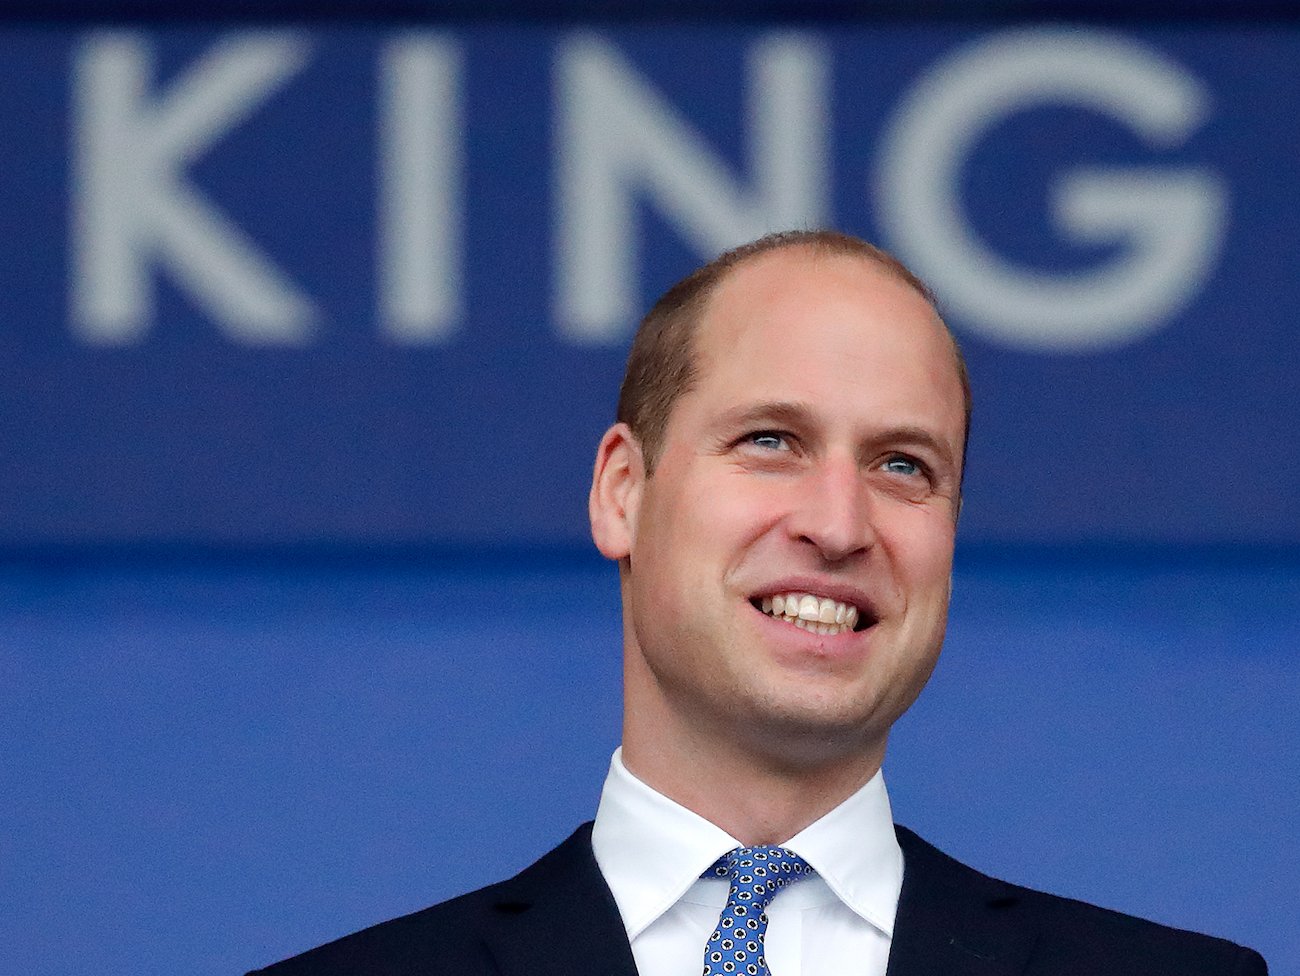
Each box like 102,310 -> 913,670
705,846 -> 814,911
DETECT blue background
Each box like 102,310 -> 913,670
5,24 -> 1300,548
1,8 -> 1297,976
5,554 -> 1297,974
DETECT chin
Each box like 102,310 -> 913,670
734,694 -> 885,767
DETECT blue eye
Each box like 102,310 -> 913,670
749,431 -> 788,451
883,456 -> 921,476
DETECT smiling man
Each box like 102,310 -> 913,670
590,235 -> 964,854
250,231 -> 1265,976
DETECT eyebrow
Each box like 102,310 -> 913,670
875,425 -> 958,474
716,400 -> 816,432
716,400 -> 959,474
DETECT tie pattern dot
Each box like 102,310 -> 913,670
701,846 -> 814,976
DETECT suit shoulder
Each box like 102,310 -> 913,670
895,825 -> 1267,975
245,878 -> 511,976
1019,880 -> 1266,973
247,824 -> 598,976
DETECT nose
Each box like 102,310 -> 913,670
787,453 -> 876,563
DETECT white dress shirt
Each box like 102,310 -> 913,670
591,749 -> 904,976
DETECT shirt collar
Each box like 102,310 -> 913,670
590,748 -> 903,940
781,762 -> 903,936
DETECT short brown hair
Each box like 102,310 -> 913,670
616,229 -> 972,476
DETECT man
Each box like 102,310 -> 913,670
250,230 -> 1266,975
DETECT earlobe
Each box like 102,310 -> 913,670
589,423 -> 645,561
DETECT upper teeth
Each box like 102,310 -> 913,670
759,592 -> 860,634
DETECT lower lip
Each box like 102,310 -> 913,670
751,603 -> 870,651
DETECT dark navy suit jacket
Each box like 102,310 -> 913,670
249,824 -> 1267,976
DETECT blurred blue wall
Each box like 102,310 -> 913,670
4,553 -> 1297,974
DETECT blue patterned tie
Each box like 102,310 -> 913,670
702,846 -> 815,976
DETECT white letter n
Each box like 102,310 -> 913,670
555,33 -> 829,343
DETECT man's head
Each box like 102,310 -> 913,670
617,230 -> 971,478
590,231 -> 969,789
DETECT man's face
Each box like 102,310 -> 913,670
602,248 -> 967,769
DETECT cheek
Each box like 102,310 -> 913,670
636,464 -> 792,582
884,516 -> 955,595
680,472 -> 779,545
721,471 -> 799,528
631,482 -> 722,597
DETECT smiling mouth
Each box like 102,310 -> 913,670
749,592 -> 872,636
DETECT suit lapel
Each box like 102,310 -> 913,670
886,826 -> 1038,976
474,821 -> 1039,976
481,823 -> 639,976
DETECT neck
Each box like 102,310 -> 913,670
621,714 -> 885,846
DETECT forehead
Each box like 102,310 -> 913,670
686,248 -> 963,415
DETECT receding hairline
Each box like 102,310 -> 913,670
702,241 -> 962,381
616,231 -> 972,483
700,243 -> 966,444
696,241 -> 942,331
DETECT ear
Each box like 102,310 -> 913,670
589,422 -> 646,561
